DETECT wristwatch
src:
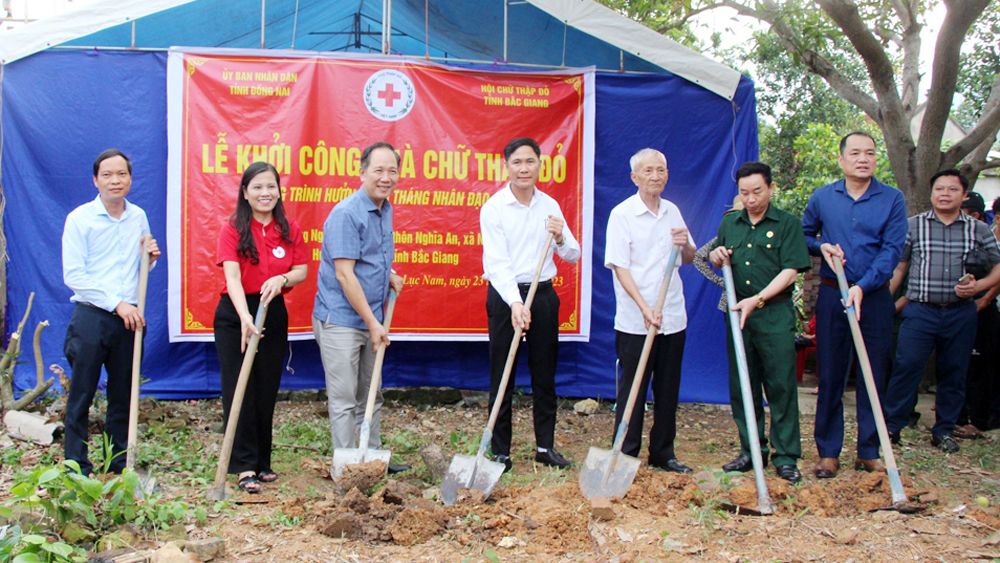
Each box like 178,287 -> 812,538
755,294 -> 765,309
281,275 -> 289,287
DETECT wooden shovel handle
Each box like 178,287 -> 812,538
126,235 -> 151,470
360,290 -> 399,428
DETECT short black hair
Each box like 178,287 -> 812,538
360,142 -> 400,171
929,168 -> 969,192
993,196 -> 1000,216
93,149 -> 132,176
839,131 -> 877,155
735,161 -> 772,186
503,137 -> 541,160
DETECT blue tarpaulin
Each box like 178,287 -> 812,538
2,0 -> 757,404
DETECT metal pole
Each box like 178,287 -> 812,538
381,0 -> 387,54
561,21 -> 567,67
424,0 -> 429,59
131,20 -> 135,49
503,0 -> 508,61
260,0 -> 266,49
386,0 -> 393,54
291,0 -> 300,49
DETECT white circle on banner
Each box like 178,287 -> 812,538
273,246 -> 285,259
363,69 -> 416,122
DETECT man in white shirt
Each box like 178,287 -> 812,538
62,149 -> 160,475
604,148 -> 695,473
480,137 -> 581,472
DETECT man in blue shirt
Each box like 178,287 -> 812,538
801,132 -> 907,479
62,149 -> 160,475
313,142 -> 406,474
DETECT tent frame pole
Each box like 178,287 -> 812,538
291,0 -> 300,49
260,0 -> 266,49
386,0 -> 392,54
503,0 -> 508,61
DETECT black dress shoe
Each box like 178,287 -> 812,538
535,449 -> 571,468
775,464 -> 802,484
387,463 -> 411,475
889,431 -> 901,446
650,458 -> 693,474
493,454 -> 513,473
721,454 -> 768,473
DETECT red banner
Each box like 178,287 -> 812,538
166,49 -> 593,341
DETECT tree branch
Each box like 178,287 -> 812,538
945,72 -> 1000,168
917,0 -> 992,173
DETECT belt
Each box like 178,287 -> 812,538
76,301 -> 118,316
914,300 -> 971,311
820,277 -> 890,291
518,280 -> 553,291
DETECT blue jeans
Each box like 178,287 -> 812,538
884,301 -> 978,437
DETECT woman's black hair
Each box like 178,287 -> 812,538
230,161 -> 293,265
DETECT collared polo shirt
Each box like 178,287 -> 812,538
62,195 -> 152,312
902,211 -> 1000,304
605,192 -> 695,336
717,204 -> 812,300
217,217 -> 308,295
802,178 -> 907,293
313,188 -> 394,329
480,183 -> 581,306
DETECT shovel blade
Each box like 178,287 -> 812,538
206,487 -> 228,502
331,448 -> 392,482
579,446 -> 641,500
441,453 -> 506,506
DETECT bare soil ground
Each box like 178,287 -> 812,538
4,385 -> 1000,563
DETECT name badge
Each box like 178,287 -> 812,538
273,246 -> 286,259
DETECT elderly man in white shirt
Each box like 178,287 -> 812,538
62,149 -> 160,475
480,137 -> 581,473
605,147 -> 695,474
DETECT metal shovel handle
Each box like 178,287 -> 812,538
722,256 -> 774,515
832,260 -> 908,504
357,289 -> 399,454
127,235 -> 151,470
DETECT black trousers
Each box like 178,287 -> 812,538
964,301 -> 1000,429
214,293 -> 287,475
63,303 -> 137,475
614,330 -> 685,462
486,282 -> 560,457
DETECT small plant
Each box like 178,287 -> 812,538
449,431 -> 481,457
0,526 -> 87,563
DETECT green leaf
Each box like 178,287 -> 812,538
37,468 -> 62,485
20,535 -> 46,545
79,478 -> 103,500
12,554 -> 42,563
9,483 -> 34,498
484,549 -> 500,563
41,541 -> 74,557
0,506 -> 13,519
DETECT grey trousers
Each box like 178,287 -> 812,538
312,317 -> 382,450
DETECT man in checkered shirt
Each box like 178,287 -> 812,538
884,169 -> 1000,454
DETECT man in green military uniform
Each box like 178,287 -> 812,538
710,161 -> 812,484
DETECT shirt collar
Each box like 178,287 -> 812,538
90,194 -> 130,218
502,183 -> 538,207
735,203 -> 779,226
358,186 -> 390,215
631,192 -> 667,218
923,209 -> 970,225
833,177 -> 887,203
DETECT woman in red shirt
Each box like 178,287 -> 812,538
214,161 -> 308,493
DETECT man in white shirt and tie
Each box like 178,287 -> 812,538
62,149 -> 160,475
605,148 -> 696,473
479,137 -> 581,473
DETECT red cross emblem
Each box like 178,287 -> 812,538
378,83 -> 403,107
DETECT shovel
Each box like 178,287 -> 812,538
579,246 -> 680,500
441,232 -> 555,506
721,257 -> 774,516
207,302 -> 268,501
126,235 -> 151,472
331,290 -> 399,483
832,260 -> 923,513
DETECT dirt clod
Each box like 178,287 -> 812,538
337,460 -> 385,492
340,487 -> 370,514
319,513 -> 365,539
380,479 -> 422,505
591,496 -> 615,520
389,508 -> 443,545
